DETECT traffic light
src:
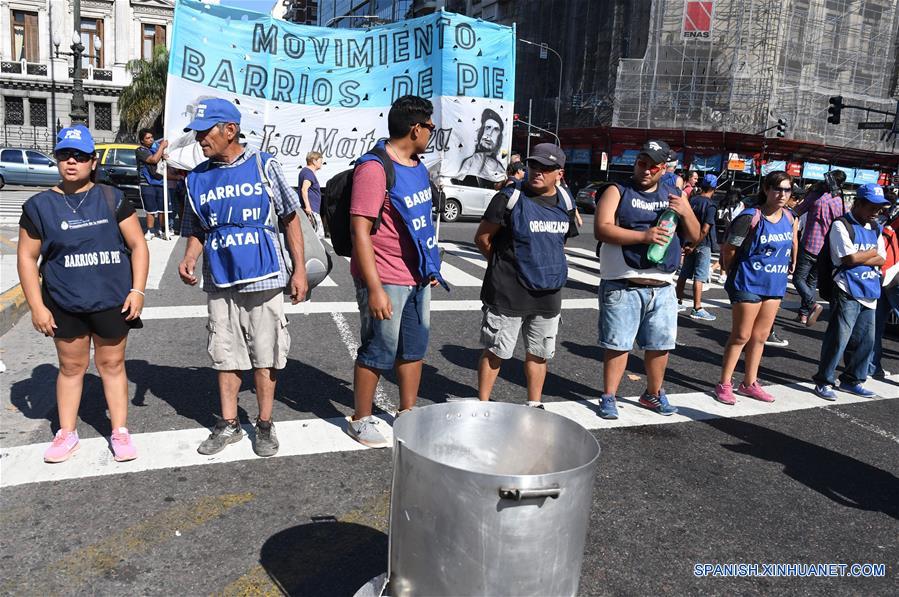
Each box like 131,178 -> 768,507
776,118 -> 787,137
827,96 -> 843,124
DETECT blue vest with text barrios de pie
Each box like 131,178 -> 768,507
23,186 -> 132,312
841,213 -> 882,300
614,181 -> 682,272
731,208 -> 794,297
356,141 -> 446,288
504,186 -> 572,290
186,153 -> 280,288
140,141 -> 164,186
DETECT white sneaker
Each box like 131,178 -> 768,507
144,231 -> 155,241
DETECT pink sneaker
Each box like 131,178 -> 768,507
44,429 -> 79,463
737,381 -> 775,403
110,427 -> 138,462
714,382 -> 737,405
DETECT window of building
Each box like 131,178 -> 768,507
11,10 -> 39,62
94,102 -> 112,130
142,24 -> 166,60
4,97 -> 24,125
80,18 -> 104,69
29,98 -> 47,127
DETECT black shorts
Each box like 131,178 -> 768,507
42,288 -> 143,339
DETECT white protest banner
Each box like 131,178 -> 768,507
163,0 -> 516,186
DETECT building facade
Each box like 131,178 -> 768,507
316,0 -> 412,27
0,0 -> 174,152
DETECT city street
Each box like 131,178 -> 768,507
1,216 -> 897,595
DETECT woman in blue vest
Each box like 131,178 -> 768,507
716,171 -> 798,405
17,125 -> 149,463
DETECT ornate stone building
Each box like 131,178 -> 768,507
0,0 -> 174,151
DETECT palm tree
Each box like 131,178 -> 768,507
118,44 -> 169,135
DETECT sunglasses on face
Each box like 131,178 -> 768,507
527,162 -> 561,174
417,121 -> 436,132
635,159 -> 664,174
55,150 -> 93,163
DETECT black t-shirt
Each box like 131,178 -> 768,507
480,186 -> 578,316
135,146 -> 163,185
20,187 -> 135,239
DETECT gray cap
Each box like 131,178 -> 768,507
527,143 -> 566,168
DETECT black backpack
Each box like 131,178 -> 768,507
816,215 -> 854,302
324,145 -> 395,257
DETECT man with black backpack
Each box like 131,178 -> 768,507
344,95 -> 446,449
812,184 -> 888,400
474,143 -> 578,407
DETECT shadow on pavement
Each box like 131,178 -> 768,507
441,343 -> 599,402
9,363 -> 112,437
705,415 -> 899,520
259,521 -> 387,596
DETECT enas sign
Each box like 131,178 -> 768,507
682,1 -> 714,40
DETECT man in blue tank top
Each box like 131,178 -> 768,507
813,184 -> 889,400
594,140 -> 700,419
177,98 -> 308,458
475,143 -> 579,408
135,128 -> 169,239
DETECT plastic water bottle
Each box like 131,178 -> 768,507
647,208 -> 678,264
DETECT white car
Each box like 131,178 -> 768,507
438,177 -> 500,222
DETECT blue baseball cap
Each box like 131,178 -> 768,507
54,125 -> 95,154
856,183 -> 889,205
702,173 -> 719,186
183,98 -> 242,132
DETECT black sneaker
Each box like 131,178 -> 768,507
764,331 -> 789,347
253,418 -> 279,457
198,419 -> 243,455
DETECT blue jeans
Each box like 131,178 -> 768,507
870,285 -> 899,376
680,246 -> 711,283
793,248 -> 818,316
355,282 -> 431,370
814,289 -> 875,386
598,279 -> 677,351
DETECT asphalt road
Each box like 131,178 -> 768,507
1,216 -> 897,595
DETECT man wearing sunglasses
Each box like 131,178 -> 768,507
346,95 -> 446,449
594,140 -> 700,419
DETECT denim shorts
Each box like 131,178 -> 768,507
724,279 -> 780,304
355,281 -> 431,370
680,246 -> 711,283
598,279 -> 677,351
480,307 -> 561,360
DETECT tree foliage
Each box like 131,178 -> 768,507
118,44 -> 169,134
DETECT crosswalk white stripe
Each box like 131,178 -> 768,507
140,298 -> 602,320
440,261 -> 483,286
145,237 -> 180,290
3,376 -> 896,488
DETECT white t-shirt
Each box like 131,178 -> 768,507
599,242 -> 676,282
830,219 -> 885,309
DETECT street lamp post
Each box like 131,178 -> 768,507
519,38 -> 563,137
52,0 -> 89,125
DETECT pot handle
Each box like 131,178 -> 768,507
498,485 -> 561,500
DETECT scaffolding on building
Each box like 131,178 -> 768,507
611,0 -> 899,154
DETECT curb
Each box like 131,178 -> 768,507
0,284 -> 27,337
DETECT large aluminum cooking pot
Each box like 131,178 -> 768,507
388,401 -> 600,597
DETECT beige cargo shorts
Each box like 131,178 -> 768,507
206,288 -> 289,370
